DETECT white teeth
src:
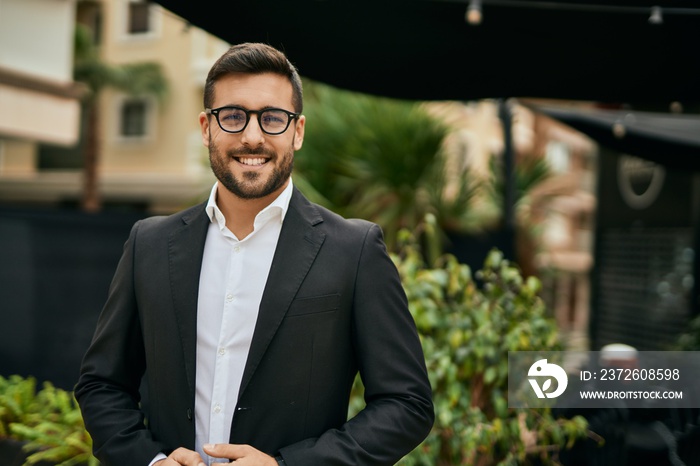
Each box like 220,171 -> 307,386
240,158 -> 266,166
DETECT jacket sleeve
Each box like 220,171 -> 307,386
74,221 -> 166,465
279,224 -> 434,465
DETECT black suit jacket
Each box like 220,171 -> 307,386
75,188 -> 434,465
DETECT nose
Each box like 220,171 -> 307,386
240,115 -> 265,147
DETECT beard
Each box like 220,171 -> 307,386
208,137 -> 294,200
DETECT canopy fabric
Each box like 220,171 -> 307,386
154,0 -> 700,106
536,106 -> 700,170
154,0 -> 700,169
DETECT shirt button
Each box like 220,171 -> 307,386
226,294 -> 233,302
234,246 -> 241,253
218,347 -> 226,356
214,404 -> 221,414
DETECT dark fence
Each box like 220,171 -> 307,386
0,207 -> 146,390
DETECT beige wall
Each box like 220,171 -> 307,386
0,0 -> 76,81
0,82 -> 81,146
0,139 -> 36,175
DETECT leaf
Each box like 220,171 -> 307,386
484,366 -> 497,385
0,375 -> 97,465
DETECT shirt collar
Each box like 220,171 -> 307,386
205,178 -> 294,231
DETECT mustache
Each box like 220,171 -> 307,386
227,146 -> 276,158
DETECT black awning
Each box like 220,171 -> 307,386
536,106 -> 700,170
154,0 -> 700,107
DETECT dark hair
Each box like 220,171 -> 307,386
203,42 -> 303,113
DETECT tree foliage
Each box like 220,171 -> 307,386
73,24 -> 168,101
675,313 -> 700,350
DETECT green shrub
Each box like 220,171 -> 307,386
351,234 -> 588,465
0,375 -> 98,466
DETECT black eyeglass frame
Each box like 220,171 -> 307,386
205,106 -> 300,135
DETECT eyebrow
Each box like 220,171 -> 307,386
217,104 -> 289,112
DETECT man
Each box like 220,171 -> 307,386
75,42 -> 434,466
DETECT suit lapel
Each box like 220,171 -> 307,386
237,189 -> 325,399
168,203 -> 209,398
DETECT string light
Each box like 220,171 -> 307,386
648,6 -> 663,25
442,0 -> 700,19
466,0 -> 482,25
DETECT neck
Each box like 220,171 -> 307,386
215,180 -> 288,239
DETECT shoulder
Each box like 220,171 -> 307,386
130,202 -> 207,239
319,203 -> 376,235
291,188 -> 379,240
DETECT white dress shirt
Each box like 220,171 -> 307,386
150,179 -> 292,466
196,180 -> 292,464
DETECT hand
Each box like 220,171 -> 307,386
203,443 -> 278,465
154,447 -> 206,466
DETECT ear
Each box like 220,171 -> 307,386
199,112 -> 211,147
293,114 -> 305,151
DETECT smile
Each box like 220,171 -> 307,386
235,157 -> 269,166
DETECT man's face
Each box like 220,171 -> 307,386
199,72 -> 305,201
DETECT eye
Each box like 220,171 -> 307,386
219,108 -> 246,123
261,111 -> 287,125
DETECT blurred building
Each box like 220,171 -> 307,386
528,109 -> 597,351
0,0 -> 83,175
427,100 -> 598,350
499,103 -> 598,352
0,0 -> 227,212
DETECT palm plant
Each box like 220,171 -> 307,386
73,23 -> 168,212
485,153 -> 553,274
490,154 -> 551,206
296,81 -> 479,253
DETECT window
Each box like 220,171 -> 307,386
128,1 -> 151,34
120,99 -> 148,138
118,0 -> 161,40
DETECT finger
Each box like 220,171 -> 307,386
203,443 -> 251,460
169,447 -> 206,466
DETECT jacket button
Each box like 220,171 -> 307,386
186,408 -> 192,421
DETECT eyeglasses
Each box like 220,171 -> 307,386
205,106 -> 299,135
